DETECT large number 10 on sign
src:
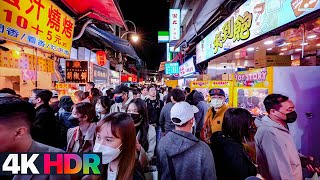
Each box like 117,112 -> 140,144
0,0 -> 75,58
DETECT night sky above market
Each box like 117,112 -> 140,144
119,0 -> 170,70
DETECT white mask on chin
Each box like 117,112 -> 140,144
93,143 -> 122,164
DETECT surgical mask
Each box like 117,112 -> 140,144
93,143 -> 122,164
115,96 -> 123,103
277,111 -> 298,123
95,104 -> 105,113
128,113 -> 143,126
210,99 -> 224,109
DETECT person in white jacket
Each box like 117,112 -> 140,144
110,84 -> 133,113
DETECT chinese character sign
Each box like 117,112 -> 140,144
169,9 -> 180,41
196,0 -> 320,64
93,64 -> 108,84
0,0 -> 75,58
65,61 -> 88,83
179,57 -> 195,77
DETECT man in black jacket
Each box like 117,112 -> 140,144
29,89 -> 62,148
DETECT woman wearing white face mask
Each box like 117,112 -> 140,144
96,96 -> 111,121
126,98 -> 156,168
89,113 -> 145,180
66,102 -> 97,153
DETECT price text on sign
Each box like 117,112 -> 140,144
0,153 -> 102,175
55,83 -> 69,89
0,0 -> 75,58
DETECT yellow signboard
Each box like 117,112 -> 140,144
0,0 -> 75,58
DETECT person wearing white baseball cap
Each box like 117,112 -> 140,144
157,101 -> 217,180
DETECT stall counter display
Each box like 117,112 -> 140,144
233,67 -> 273,116
190,80 -> 233,106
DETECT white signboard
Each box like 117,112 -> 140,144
179,57 -> 195,77
169,9 -> 181,41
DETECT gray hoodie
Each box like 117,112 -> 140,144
157,130 -> 217,180
254,116 -> 302,180
193,92 -> 209,133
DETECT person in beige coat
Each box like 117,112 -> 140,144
67,102 -> 97,153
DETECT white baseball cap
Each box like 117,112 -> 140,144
51,90 -> 59,98
171,101 -> 199,126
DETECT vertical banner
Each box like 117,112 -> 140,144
169,9 -> 181,52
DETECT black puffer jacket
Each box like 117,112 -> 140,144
31,103 -> 61,148
210,131 -> 257,180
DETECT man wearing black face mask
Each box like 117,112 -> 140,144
255,94 -> 301,180
110,84 -> 133,113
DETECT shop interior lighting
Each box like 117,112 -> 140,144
279,53 -> 284,55
267,48 -> 272,51
295,49 -> 302,51
264,40 -> 274,45
247,47 -> 255,51
307,35 -> 317,39
281,48 -> 288,51
301,42 -> 308,46
234,52 -> 240,55
317,44 -> 320,46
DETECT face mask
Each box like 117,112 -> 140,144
128,113 -> 143,126
96,104 -> 105,113
115,96 -> 123,103
277,111 -> 298,123
93,143 -> 122,164
210,99 -> 224,109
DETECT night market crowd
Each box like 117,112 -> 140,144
0,82 -> 319,180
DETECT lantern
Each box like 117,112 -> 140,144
96,51 -> 107,66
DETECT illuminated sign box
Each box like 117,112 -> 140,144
179,57 -> 195,77
165,62 -> 179,75
196,0 -> 320,64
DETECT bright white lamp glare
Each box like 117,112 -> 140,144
131,34 -> 139,42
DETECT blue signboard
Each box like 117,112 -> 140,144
165,62 -> 179,75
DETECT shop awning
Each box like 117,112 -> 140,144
86,25 -> 141,63
174,0 -> 225,48
61,0 -> 126,28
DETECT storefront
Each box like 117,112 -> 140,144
92,63 -> 109,90
194,0 -> 320,159
110,70 -> 120,88
0,0 -> 75,97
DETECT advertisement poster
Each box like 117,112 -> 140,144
0,0 -> 75,58
234,67 -> 273,116
196,0 -> 320,64
65,60 -> 88,83
0,50 -> 54,72
93,64 -> 108,84
179,57 -> 195,77
190,81 -> 233,106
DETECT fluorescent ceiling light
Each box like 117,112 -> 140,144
281,48 -> 287,51
247,47 -> 255,51
301,42 -> 308,46
295,49 -> 302,52
264,40 -> 274,45
267,48 -> 272,51
307,35 -> 317,39
279,53 -> 284,55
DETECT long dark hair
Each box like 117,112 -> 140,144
126,98 -> 150,151
97,113 -> 136,180
98,96 -> 111,114
222,108 -> 252,142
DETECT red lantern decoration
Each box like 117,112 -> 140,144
96,51 -> 107,66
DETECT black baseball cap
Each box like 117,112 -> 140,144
209,88 -> 225,97
113,84 -> 130,94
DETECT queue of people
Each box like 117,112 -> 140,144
0,83 -> 319,180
